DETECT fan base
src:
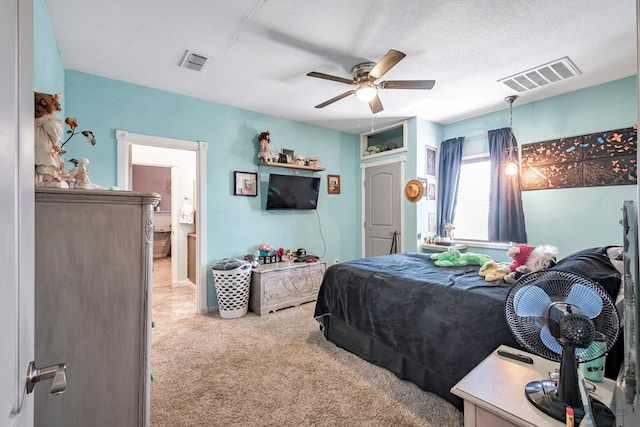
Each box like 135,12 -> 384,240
525,379 -> 615,426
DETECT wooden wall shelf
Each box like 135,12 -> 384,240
261,161 -> 325,172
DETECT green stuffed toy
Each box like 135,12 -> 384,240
430,248 -> 493,267
478,261 -> 511,282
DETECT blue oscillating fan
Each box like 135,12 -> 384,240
505,270 -> 620,426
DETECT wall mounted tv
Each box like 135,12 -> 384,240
266,174 -> 321,210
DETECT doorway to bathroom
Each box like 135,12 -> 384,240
131,163 -> 193,323
116,130 -> 208,317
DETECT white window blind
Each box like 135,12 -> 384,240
454,157 -> 490,241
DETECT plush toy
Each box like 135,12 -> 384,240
506,244 -> 534,272
430,248 -> 493,267
478,261 -> 511,282
363,144 -> 385,156
504,244 -> 559,283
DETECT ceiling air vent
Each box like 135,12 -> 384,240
180,50 -> 209,72
498,56 -> 581,93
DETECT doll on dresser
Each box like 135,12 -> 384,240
34,91 -> 69,188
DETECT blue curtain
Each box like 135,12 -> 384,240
488,128 -> 527,243
436,137 -> 464,236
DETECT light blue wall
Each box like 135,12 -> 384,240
443,76 -> 638,257
34,1 -> 360,308
415,118 -> 443,249
62,71 -> 360,306
33,1 -> 639,301
33,0 -> 64,98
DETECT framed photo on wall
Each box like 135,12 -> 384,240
427,179 -> 436,201
425,146 -> 437,177
234,171 -> 258,197
328,174 -> 341,194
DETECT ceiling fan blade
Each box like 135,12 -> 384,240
307,71 -> 355,85
369,49 -> 406,80
314,90 -> 355,109
368,94 -> 383,114
379,80 -> 436,90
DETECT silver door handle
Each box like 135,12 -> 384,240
26,361 -> 67,395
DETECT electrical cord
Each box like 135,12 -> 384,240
315,208 -> 327,258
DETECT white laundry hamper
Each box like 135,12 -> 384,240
211,259 -> 252,319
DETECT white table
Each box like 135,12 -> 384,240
451,345 -> 616,427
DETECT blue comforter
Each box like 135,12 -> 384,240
314,252 -> 521,399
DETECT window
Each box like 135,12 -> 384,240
454,156 -> 490,241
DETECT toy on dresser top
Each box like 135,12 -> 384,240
245,244 -> 319,266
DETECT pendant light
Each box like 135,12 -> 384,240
504,95 -> 519,176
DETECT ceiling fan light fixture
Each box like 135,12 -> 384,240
355,82 -> 377,103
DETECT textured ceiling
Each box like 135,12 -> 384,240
45,0 -> 637,134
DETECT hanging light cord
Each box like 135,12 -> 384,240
504,95 -> 519,176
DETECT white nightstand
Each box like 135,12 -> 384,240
451,345 -> 616,427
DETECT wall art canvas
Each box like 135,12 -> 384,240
520,127 -> 636,190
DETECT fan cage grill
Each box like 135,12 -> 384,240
505,270 -> 620,363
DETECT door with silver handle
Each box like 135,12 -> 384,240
26,361 -> 67,395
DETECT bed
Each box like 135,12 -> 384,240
313,248 -> 623,410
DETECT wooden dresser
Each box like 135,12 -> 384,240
34,188 -> 159,427
250,261 -> 326,315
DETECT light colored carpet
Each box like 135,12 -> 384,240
151,303 -> 463,426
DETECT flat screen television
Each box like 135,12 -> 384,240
266,173 -> 320,210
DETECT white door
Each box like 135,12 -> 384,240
1,0 -> 35,425
363,160 -> 403,257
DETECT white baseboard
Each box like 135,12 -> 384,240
174,279 -> 196,290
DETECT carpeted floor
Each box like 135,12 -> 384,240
151,302 -> 463,426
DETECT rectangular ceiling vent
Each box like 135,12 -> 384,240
180,50 -> 209,72
497,56 -> 581,93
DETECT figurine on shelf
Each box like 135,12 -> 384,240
34,91 -> 68,188
257,131 -> 270,163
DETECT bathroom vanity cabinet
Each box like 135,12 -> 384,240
34,188 -> 159,427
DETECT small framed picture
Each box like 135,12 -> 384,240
234,171 -> 258,197
426,146 -> 437,177
281,148 -> 294,162
328,174 -> 341,194
427,179 -> 437,201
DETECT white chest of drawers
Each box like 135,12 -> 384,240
250,261 -> 326,315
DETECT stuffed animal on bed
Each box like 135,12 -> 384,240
504,244 -> 559,283
478,261 -> 511,282
506,244 -> 534,272
430,248 -> 493,267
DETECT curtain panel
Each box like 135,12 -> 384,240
436,137 -> 464,237
488,127 -> 528,243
